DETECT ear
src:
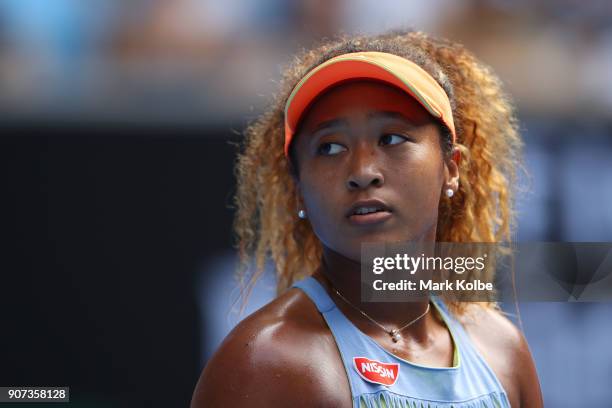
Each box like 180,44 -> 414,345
293,178 -> 305,211
286,155 -> 302,207
443,147 -> 461,193
288,151 -> 308,207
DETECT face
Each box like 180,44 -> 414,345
292,80 -> 459,262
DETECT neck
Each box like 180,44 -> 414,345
313,245 -> 434,341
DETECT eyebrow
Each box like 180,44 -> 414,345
367,110 -> 418,126
311,118 -> 349,134
308,110 -> 419,141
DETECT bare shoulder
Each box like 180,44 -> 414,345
457,305 -> 543,408
457,304 -> 524,358
190,287 -> 350,408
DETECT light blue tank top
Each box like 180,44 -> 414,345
292,276 -> 511,408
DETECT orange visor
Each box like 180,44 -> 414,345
283,51 -> 456,158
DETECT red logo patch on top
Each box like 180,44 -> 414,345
353,357 -> 399,386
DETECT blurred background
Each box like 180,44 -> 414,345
1,0 -> 611,406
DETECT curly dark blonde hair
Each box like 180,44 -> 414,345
231,29 -> 523,314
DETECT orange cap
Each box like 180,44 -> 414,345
283,51 -> 456,158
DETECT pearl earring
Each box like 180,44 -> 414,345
298,209 -> 307,219
445,188 -> 454,198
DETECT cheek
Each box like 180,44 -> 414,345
391,145 -> 444,206
302,180 -> 339,218
299,173 -> 343,241
300,160 -> 343,201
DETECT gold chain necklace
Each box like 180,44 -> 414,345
331,286 -> 430,343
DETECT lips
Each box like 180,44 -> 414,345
346,199 -> 393,226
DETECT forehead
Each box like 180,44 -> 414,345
298,79 -> 433,128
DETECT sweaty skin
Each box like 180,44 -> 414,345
191,81 -> 543,408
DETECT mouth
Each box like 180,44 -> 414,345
346,199 -> 393,226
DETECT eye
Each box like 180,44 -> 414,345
380,134 -> 408,146
317,142 -> 346,156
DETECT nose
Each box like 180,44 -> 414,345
346,144 -> 385,191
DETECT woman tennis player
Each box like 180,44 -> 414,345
191,29 -> 543,407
